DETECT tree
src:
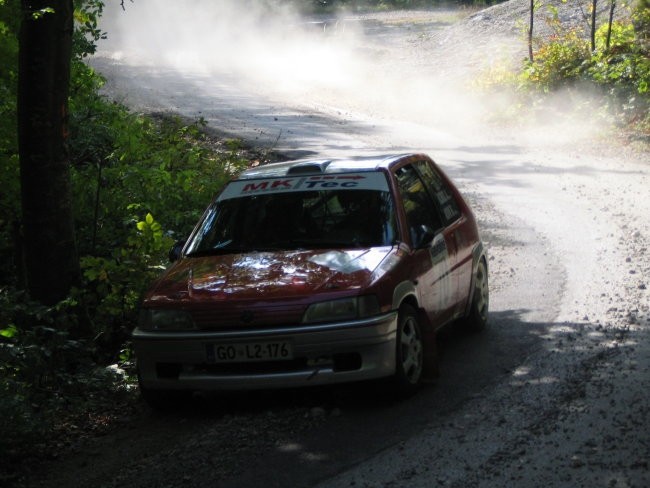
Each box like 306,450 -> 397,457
606,0 -> 616,50
528,0 -> 533,61
18,0 -> 79,306
591,0 -> 598,51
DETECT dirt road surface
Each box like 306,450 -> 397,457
25,2 -> 649,487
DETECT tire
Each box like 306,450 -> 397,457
392,304 -> 424,395
462,258 -> 489,332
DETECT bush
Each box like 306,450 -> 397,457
478,6 -> 650,132
68,84 -> 249,352
587,21 -> 650,125
520,28 -> 590,92
0,289 -> 129,461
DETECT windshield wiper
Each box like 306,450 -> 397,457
185,240 -> 237,257
185,248 -> 241,257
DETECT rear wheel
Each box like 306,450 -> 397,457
463,258 -> 489,332
392,305 -> 424,395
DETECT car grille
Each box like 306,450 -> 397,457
191,303 -> 306,330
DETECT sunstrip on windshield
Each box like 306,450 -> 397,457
218,172 -> 390,200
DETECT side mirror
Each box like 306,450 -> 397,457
412,225 -> 436,249
168,240 -> 186,263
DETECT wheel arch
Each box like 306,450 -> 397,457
464,240 -> 488,318
392,281 -> 428,327
392,280 -> 418,311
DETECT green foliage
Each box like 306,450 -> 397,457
0,324 -> 18,338
65,81 -> 248,361
0,287 -> 119,460
589,21 -> 650,95
72,0 -> 106,59
79,211 -> 174,351
0,289 -> 132,461
0,1 -> 20,295
480,6 -> 650,131
0,292 -> 87,389
520,28 -> 590,91
68,105 -> 248,255
633,0 -> 650,45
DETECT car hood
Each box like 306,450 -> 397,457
145,247 -> 394,304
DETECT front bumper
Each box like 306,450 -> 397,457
133,312 -> 398,391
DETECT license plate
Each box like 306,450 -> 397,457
207,341 -> 293,363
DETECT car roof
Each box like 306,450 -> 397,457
237,153 -> 425,180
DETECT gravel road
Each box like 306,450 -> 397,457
22,1 -> 649,487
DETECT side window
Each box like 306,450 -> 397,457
415,161 -> 461,225
394,164 -> 444,244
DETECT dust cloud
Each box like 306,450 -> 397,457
99,0 -> 363,88
96,0 -> 605,147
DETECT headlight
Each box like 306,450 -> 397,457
138,309 -> 195,331
303,296 -> 380,324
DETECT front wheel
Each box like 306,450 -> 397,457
392,305 -> 424,395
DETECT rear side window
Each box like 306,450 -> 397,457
415,161 -> 461,225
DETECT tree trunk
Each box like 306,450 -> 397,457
528,0 -> 535,62
18,0 -> 79,306
591,0 -> 598,51
606,0 -> 616,50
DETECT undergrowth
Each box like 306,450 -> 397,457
476,2 -> 650,140
0,98 -> 251,469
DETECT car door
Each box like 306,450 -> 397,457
413,160 -> 472,317
394,163 -> 458,327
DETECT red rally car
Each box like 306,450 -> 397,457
133,153 -> 488,409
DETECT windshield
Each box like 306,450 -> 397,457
185,174 -> 397,255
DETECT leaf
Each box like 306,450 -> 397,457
31,7 -> 55,20
145,213 -> 154,225
0,325 -> 18,338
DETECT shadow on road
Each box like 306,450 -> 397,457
126,309 -> 552,488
